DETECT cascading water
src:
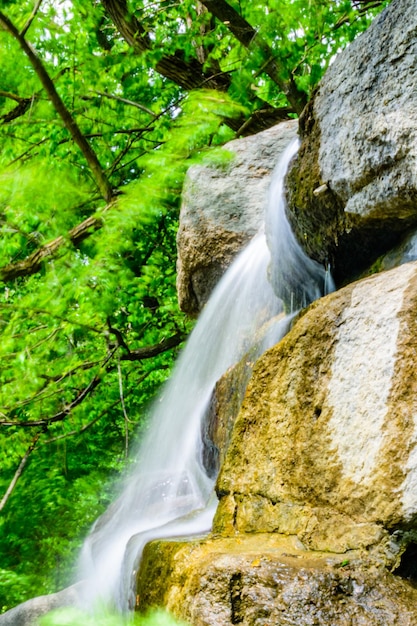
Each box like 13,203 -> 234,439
77,137 -> 333,613
266,140 -> 333,310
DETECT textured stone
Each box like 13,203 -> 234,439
135,262 -> 417,625
202,313 -> 291,477
215,261 -> 417,549
137,534 -> 417,626
202,356 -> 255,478
286,0 -> 417,287
176,120 -> 297,314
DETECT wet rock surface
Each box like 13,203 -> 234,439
176,121 -> 297,314
286,0 -> 417,287
137,534 -> 417,626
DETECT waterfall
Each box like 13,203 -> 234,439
77,137 -> 333,612
266,139 -> 333,310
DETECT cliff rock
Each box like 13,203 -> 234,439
137,535 -> 417,626
215,261 -> 417,550
286,0 -> 417,287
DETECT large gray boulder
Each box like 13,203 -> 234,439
176,120 -> 297,314
286,0 -> 417,287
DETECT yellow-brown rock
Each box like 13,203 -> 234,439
214,261 -> 417,551
135,261 -> 417,625
137,534 -> 417,625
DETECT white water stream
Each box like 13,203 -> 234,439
78,138 -> 333,612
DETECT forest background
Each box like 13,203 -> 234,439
0,0 -> 388,612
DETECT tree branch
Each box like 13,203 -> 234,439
42,398 -> 123,444
0,90 -> 29,102
101,0 -> 300,132
0,333 -> 185,428
120,330 -> 186,361
200,0 -> 307,114
101,0 -> 231,91
0,430 -> 42,512
0,10 -> 114,203
0,210 -> 111,282
92,90 -> 157,117
1,97 -> 34,124
0,368 -> 154,508
20,0 -> 44,37
41,369 -> 153,445
0,371 -> 104,428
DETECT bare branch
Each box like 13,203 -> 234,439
1,97 -> 33,124
235,106 -> 294,137
85,127 -> 155,137
0,91 -> 29,102
0,431 -> 42,512
92,91 -> 157,117
120,331 -> 186,361
20,0 -> 44,37
0,211 -> 107,282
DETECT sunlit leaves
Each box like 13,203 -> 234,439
39,607 -> 188,626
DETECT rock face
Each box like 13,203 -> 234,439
176,120 -> 297,314
215,261 -> 417,550
286,0 -> 417,287
136,261 -> 417,625
202,355 -> 255,478
137,535 -> 417,626
136,3 -> 417,620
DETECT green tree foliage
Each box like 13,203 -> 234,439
0,0 -> 389,612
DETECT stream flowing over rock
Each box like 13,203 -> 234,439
286,0 -> 417,287
137,0 -> 417,626
4,1 -> 417,624
176,120 -> 297,314
137,262 -> 417,625
135,2 -> 417,619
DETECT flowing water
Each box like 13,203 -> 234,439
78,137 -> 333,612
266,140 -> 333,310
